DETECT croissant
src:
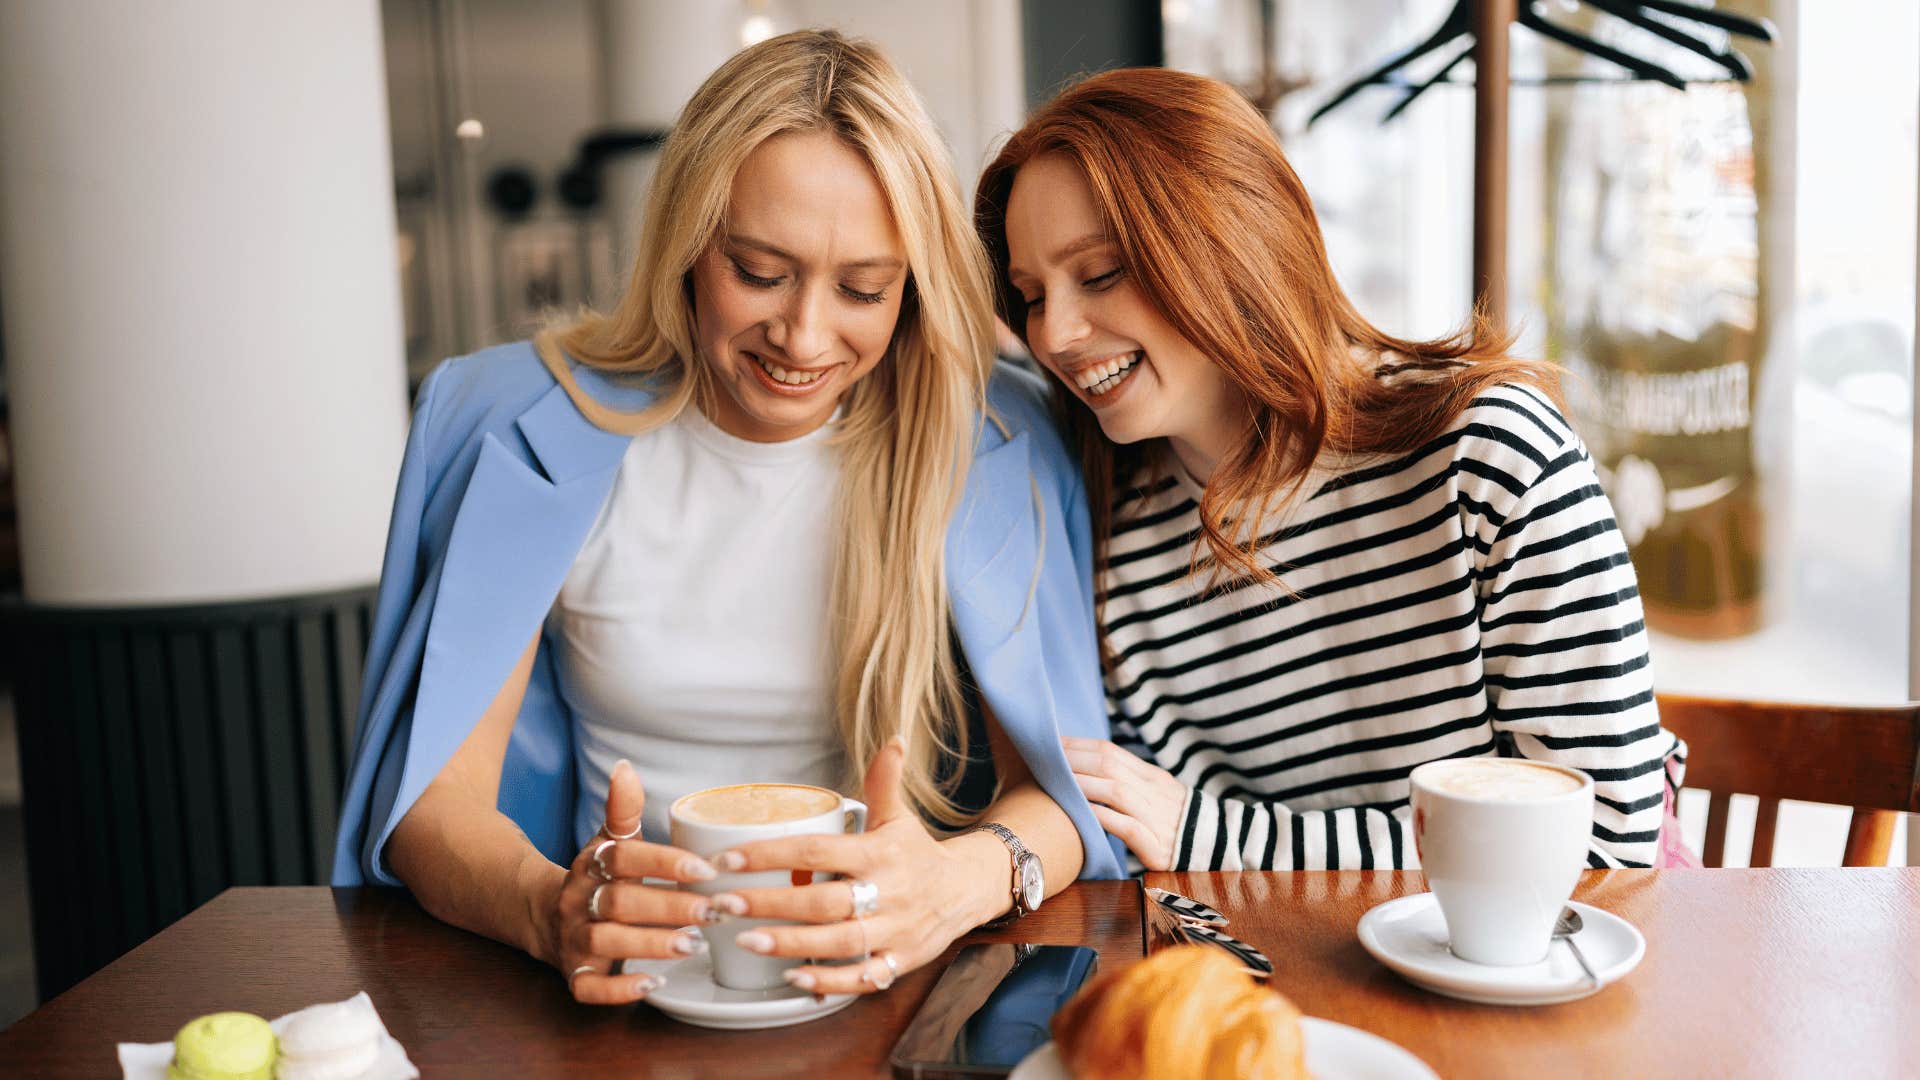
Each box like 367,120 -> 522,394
1052,944 -> 1308,1080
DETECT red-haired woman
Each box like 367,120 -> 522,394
976,67 -> 1688,873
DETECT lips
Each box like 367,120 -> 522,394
744,351 -> 835,396
1069,351 -> 1142,399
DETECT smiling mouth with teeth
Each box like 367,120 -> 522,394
754,354 -> 828,387
1074,352 -> 1141,398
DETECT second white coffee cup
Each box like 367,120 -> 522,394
668,783 -> 868,991
1409,757 -> 1594,967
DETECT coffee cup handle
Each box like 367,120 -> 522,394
840,796 -> 869,835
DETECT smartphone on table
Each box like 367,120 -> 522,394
888,943 -> 1099,1079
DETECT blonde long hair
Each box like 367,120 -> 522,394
542,30 -> 996,825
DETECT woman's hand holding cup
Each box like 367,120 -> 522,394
552,760 -> 739,1005
691,738 -> 991,997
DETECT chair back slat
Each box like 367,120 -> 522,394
1843,810 -> 1900,867
1702,790 -> 1733,868
1657,693 -> 1920,868
1749,799 -> 1780,868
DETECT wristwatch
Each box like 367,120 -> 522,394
974,822 -> 1044,926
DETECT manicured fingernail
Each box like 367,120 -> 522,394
671,933 -> 699,955
715,851 -> 746,871
631,973 -> 662,996
680,858 -> 717,881
784,969 -> 816,990
614,758 -> 633,777
735,930 -> 773,954
712,893 -> 747,916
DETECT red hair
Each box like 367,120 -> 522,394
977,67 -> 1561,604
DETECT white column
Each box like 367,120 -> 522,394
0,0 -> 408,606
599,0 -> 743,285
1909,6 -> 1920,867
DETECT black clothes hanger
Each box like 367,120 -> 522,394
1636,0 -> 1777,43
1307,0 -> 1474,127
1310,0 -> 1771,128
1584,0 -> 1753,81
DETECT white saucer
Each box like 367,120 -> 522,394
1356,893 -> 1645,1006
620,936 -> 856,1030
1009,1019 -> 1437,1080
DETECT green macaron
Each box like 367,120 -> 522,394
166,1011 -> 277,1080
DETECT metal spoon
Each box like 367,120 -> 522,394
1554,907 -> 1600,987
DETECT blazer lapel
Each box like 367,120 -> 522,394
946,430 -> 1038,658
411,378 -> 643,784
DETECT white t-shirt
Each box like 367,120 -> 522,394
547,406 -> 847,846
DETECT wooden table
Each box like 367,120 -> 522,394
2,870 -> 1915,1077
1147,867 -> 1920,1079
0,882 -> 1142,1078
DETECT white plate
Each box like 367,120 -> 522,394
1008,1019 -> 1437,1080
1356,893 -> 1645,1006
620,939 -> 856,1031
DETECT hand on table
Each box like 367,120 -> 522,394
715,738 -> 990,996
1063,736 -> 1188,872
552,760 -> 736,1005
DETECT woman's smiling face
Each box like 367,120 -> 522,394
1003,153 -> 1247,478
690,129 -> 908,442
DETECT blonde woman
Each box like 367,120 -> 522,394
334,30 -> 1122,1006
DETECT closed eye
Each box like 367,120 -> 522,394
730,259 -> 784,288
840,284 -> 888,305
1085,268 -> 1124,290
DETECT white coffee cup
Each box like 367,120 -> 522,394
668,783 -> 869,991
1408,757 -> 1594,966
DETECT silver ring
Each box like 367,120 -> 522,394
863,950 -> 899,990
590,838 -> 618,882
569,963 -> 598,985
601,817 -> 642,841
589,883 -> 609,921
847,878 -> 880,919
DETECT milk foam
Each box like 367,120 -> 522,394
1419,759 -> 1585,800
676,783 -> 840,825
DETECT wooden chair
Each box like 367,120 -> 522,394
1655,693 -> 1920,867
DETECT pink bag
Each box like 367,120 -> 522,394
1654,749 -> 1702,868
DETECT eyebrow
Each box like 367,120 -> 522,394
1007,231 -> 1114,284
725,233 -> 904,273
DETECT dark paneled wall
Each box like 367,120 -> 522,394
1022,0 -> 1163,111
3,587 -> 374,1001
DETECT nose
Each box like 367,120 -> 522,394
765,284 -> 833,365
1030,293 -> 1091,362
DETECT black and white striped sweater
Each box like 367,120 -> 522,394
1100,385 -> 1679,871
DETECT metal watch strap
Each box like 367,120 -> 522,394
975,822 -> 1036,925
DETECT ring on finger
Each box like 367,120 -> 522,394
570,963 -> 598,986
862,950 -> 899,990
600,817 -> 642,841
589,838 -> 618,883
589,883 -> 609,922
847,878 -> 880,920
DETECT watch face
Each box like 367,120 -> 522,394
1018,854 -> 1045,910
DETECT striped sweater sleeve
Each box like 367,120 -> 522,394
1464,390 -> 1676,869
1167,788 -> 1414,871
1118,710 -> 1416,871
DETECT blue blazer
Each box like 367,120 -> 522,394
332,341 -> 1125,885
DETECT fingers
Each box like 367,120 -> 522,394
603,759 -> 645,840
1061,736 -> 1146,782
862,735 -> 909,825
716,832 -> 868,876
569,919 -> 702,961
571,837 -> 715,884
569,966 -> 664,1006
562,878 -> 727,926
732,916 -> 885,963
727,880 -> 865,924
1073,771 -> 1127,810
784,948 -> 917,996
1089,804 -> 1169,872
